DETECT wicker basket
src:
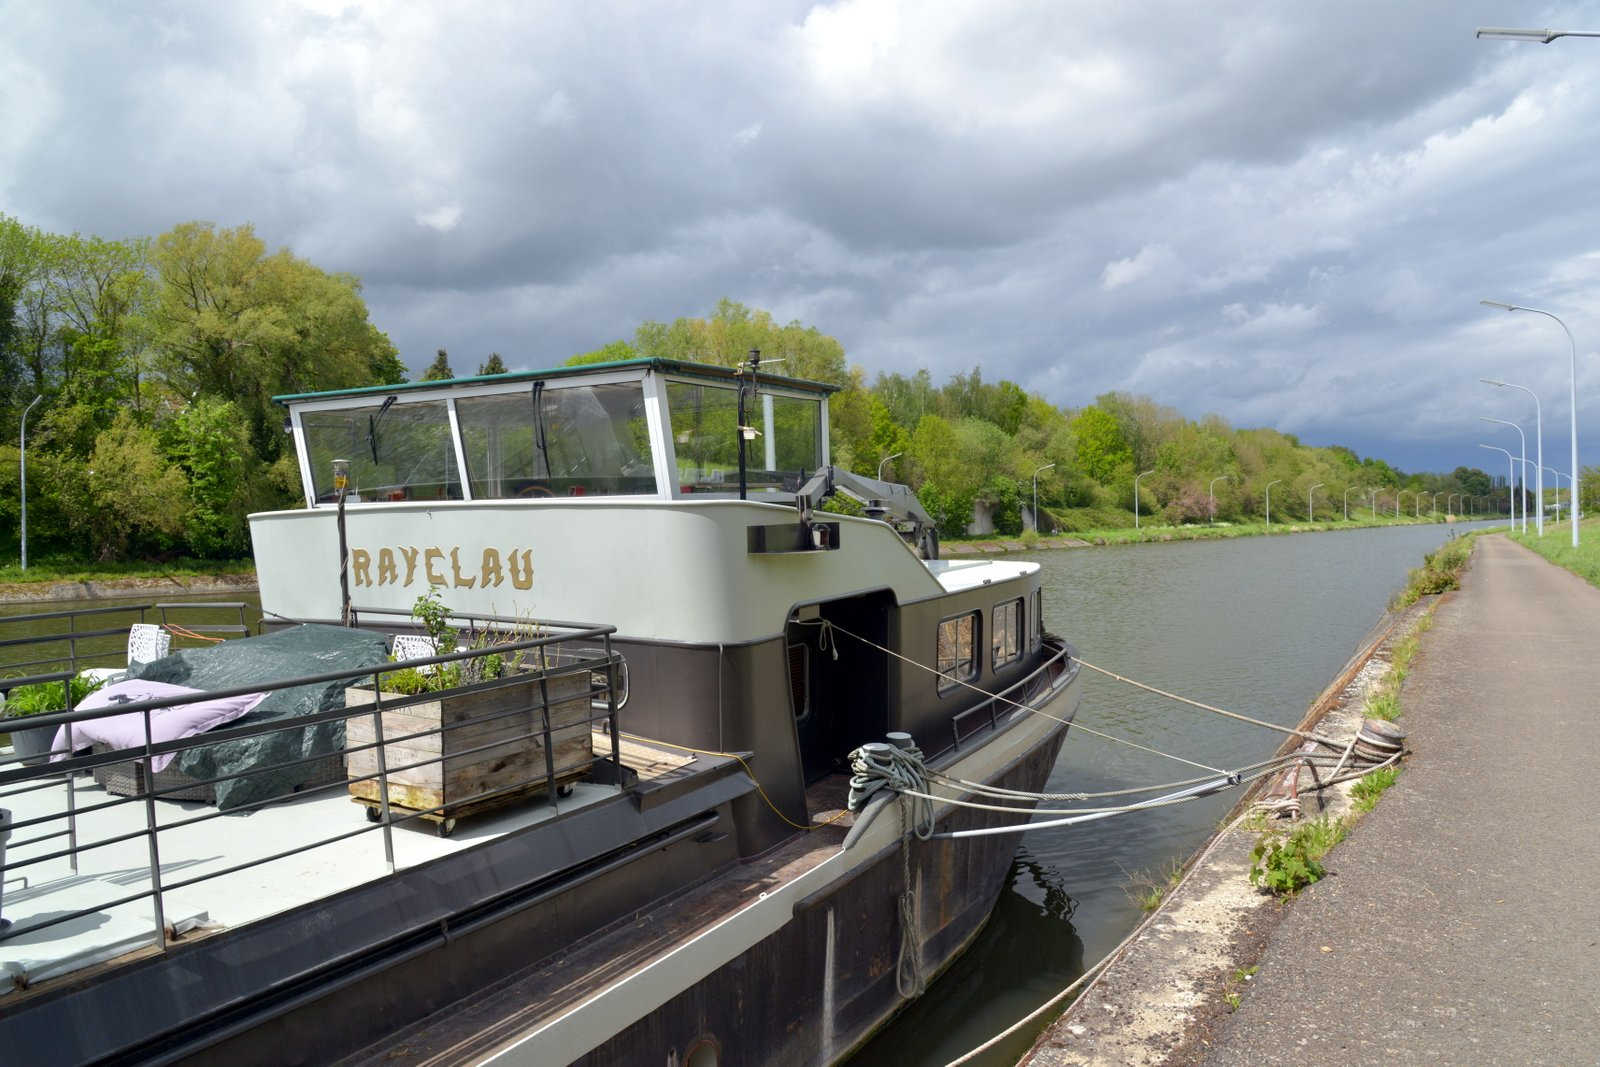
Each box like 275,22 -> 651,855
91,744 -> 346,805
91,743 -> 216,803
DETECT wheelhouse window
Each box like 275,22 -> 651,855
937,611 -> 980,693
788,643 -> 811,721
456,382 -> 657,498
993,597 -> 1023,670
301,398 -> 461,503
665,379 -> 822,495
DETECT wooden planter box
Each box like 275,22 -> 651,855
344,669 -> 592,826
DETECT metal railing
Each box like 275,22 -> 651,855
0,620 -> 622,971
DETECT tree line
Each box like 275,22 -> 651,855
0,218 -> 1567,563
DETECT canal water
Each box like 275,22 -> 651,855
851,520 -> 1500,1067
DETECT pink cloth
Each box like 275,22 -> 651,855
52,679 -> 268,772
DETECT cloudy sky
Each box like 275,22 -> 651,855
4,1 -> 1599,475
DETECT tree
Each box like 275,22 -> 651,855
633,299 -> 849,386
477,352 -> 508,375
421,349 -> 455,381
1070,406 -> 1132,485
143,221 -> 402,462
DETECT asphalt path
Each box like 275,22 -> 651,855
1195,534 -> 1600,1064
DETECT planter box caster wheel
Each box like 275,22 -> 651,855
558,783 -> 574,798
365,805 -> 383,823
437,817 -> 457,838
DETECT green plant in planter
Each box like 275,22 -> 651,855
3,673 -> 108,718
380,588 -> 540,695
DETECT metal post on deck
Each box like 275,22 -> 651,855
138,710 -> 170,949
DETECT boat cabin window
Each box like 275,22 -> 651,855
937,611 -> 980,693
1030,589 -> 1044,651
788,643 -> 811,721
993,597 -> 1023,670
456,382 -> 657,498
666,380 -> 822,495
302,398 -> 462,503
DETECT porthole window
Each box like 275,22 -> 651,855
937,611 -> 980,693
578,652 -> 629,710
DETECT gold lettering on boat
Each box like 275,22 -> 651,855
348,545 -> 532,590
481,548 -> 504,587
449,547 -> 476,589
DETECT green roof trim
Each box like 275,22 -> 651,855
273,356 -> 840,405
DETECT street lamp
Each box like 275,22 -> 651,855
1543,466 -> 1568,525
1343,485 -> 1362,521
1480,445 -> 1516,527
1482,378 -> 1543,536
1476,26 -> 1600,43
1134,469 -> 1155,530
1308,483 -> 1323,522
1431,491 -> 1443,517
1208,475 -> 1231,524
1369,487 -> 1380,521
1265,479 -> 1283,529
19,394 -> 42,570
1479,416 -> 1528,533
877,451 -> 903,481
1031,462 -> 1055,533
1482,300 -> 1580,546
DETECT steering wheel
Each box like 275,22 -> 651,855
517,482 -> 555,498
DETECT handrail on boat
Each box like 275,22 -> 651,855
947,638 -> 1076,753
0,619 -> 627,979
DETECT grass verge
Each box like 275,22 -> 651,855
1508,518 -> 1600,588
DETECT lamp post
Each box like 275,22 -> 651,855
1482,378 -> 1543,535
1208,475 -> 1231,524
1369,487 -> 1379,521
19,394 -> 42,570
1431,490 -> 1443,517
1265,479 -> 1283,530
1031,462 -> 1055,533
1343,485 -> 1362,521
1476,26 -> 1600,43
1479,416 -> 1528,532
1134,469 -> 1155,530
878,451 -> 903,481
1308,483 -> 1323,522
1543,466 -> 1568,525
1480,445 -> 1516,527
1482,300 -> 1580,546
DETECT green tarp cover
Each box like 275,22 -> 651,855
129,624 -> 389,810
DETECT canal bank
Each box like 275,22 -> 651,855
1020,533 -> 1600,1066
0,573 -> 257,604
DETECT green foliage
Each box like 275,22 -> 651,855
421,349 -> 454,381
1350,766 -> 1400,814
477,352 -> 508,376
1392,535 -> 1473,608
1070,406 -> 1132,485
3,672 -> 107,717
159,396 -> 260,557
1250,816 -> 1345,896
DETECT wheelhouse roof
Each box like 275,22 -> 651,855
272,356 -> 841,406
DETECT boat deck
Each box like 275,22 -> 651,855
341,775 -> 856,1066
0,732 -> 689,999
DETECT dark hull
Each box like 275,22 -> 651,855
576,716 -> 1072,1067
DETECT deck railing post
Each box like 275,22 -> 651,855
371,677 -> 396,875
138,709 -> 170,951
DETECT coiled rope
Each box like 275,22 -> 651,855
849,741 -> 935,998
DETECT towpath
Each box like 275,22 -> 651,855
1024,532 -> 1600,1065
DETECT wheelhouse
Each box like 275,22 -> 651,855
279,358 -> 837,507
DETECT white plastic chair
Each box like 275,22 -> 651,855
81,623 -> 172,685
391,634 -> 439,665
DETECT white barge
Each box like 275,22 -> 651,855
0,355 -> 1081,1065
